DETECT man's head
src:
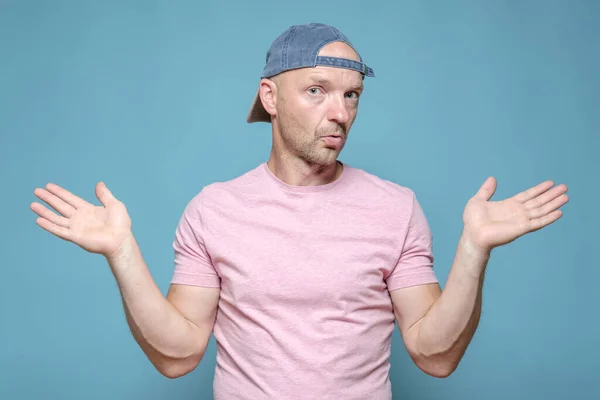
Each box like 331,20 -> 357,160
247,23 -> 374,167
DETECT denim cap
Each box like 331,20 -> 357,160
246,23 -> 375,123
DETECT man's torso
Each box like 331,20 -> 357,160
171,162 -> 438,399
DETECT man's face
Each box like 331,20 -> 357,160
268,42 -> 364,167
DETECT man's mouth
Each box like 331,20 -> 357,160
321,135 -> 344,147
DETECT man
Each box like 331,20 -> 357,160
31,23 -> 568,399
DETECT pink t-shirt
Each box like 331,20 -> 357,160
171,161 -> 438,399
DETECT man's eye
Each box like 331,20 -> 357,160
308,87 -> 322,95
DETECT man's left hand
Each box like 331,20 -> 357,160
461,177 -> 569,254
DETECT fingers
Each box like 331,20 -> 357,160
45,183 -> 89,209
35,216 -> 73,241
528,193 -> 569,219
33,187 -> 76,218
524,184 -> 568,211
528,210 -> 563,233
525,182 -> 568,232
514,180 -> 555,203
30,202 -> 70,228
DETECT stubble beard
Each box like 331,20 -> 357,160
277,109 -> 346,167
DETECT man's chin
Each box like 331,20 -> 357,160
316,148 -> 343,165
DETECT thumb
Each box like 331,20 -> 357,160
96,181 -> 117,206
475,176 -> 497,201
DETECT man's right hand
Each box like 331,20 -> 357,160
31,181 -> 133,259
30,181 -> 219,378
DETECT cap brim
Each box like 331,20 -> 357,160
246,89 -> 272,123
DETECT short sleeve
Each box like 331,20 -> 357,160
385,191 -> 439,291
171,192 -> 221,288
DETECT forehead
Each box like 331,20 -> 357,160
288,65 -> 364,88
302,68 -> 363,87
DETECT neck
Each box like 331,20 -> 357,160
266,148 -> 342,186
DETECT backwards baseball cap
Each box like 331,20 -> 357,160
246,22 -> 375,123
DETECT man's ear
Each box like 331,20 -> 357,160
259,78 -> 278,118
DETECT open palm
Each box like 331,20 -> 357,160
31,182 -> 132,257
463,177 -> 569,252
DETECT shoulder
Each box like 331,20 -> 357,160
181,164 -> 265,214
344,163 -> 418,206
345,165 -> 432,235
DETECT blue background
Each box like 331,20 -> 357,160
1,1 -> 598,399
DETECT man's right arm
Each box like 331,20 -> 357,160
107,233 -> 220,379
31,182 -> 218,378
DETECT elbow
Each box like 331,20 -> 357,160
157,358 -> 199,379
406,334 -> 462,378
160,368 -> 189,380
409,344 -> 461,378
420,360 -> 458,378
154,352 -> 204,379
158,363 -> 192,379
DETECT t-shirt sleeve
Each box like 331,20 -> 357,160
385,191 -> 439,291
171,192 -> 221,288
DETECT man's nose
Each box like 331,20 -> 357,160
326,95 -> 350,125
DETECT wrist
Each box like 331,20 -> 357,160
456,231 -> 491,278
459,228 -> 492,259
105,231 -> 136,266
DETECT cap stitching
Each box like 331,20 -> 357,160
281,25 -> 297,72
315,56 -> 370,75
327,25 -> 341,38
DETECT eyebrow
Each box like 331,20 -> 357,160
306,75 -> 363,91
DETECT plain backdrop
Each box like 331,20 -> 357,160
1,1 -> 598,399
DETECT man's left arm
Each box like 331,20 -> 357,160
391,234 -> 488,378
391,177 -> 568,378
